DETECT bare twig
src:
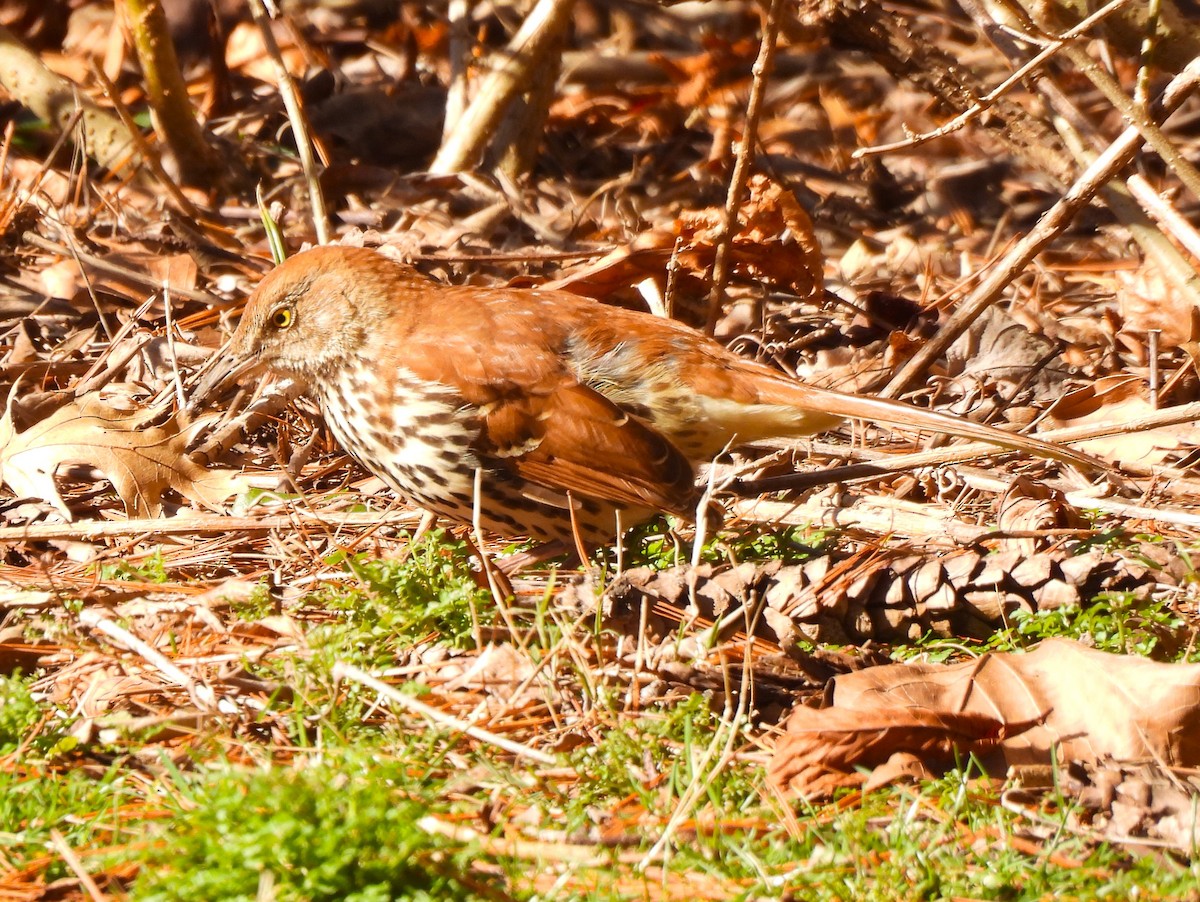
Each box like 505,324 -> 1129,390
1055,115 -> 1200,309
432,0 -> 576,174
734,491 -> 997,543
417,816 -> 636,864
78,607 -> 224,713
186,379 -> 303,461
0,509 -> 425,543
122,0 -> 223,185
855,0 -> 1131,157
333,662 -> 557,764
48,831 -> 106,902
442,0 -> 473,142
89,62 -> 201,218
704,0 -> 785,335
970,2 -> 1200,313
739,466 -> 1200,539
246,0 -> 331,243
969,1 -> 1200,326
23,231 -> 218,303
1126,175 -> 1200,263
1058,41 -> 1200,204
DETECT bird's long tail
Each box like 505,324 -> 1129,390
752,377 -> 1105,472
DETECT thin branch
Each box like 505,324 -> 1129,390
333,662 -> 557,765
1059,40 -> 1200,203
1126,175 -> 1200,263
855,0 -> 1132,158
431,0 -> 576,174
78,607 -> 224,713
442,0 -> 473,143
247,0 -> 331,243
123,0 -> 223,185
48,832 -> 106,902
89,62 -> 201,219
0,509 -> 424,543
704,0 -> 785,335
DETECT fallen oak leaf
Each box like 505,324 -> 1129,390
0,385 -> 250,520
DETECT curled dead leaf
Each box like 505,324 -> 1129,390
543,175 -> 823,325
676,174 -> 824,299
768,703 -> 1009,797
1116,261 -> 1200,348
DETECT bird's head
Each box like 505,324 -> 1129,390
228,246 -> 397,383
190,246 -> 424,412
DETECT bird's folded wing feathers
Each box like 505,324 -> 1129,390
399,332 -> 701,518
483,384 -> 701,520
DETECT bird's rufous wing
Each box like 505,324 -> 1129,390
482,384 -> 700,519
398,325 -> 701,520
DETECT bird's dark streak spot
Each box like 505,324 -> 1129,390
438,449 -> 463,464
450,491 -> 474,505
493,469 -> 529,490
416,465 -> 449,487
418,409 -> 459,427
620,402 -> 653,420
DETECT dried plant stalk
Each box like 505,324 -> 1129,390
122,0 -> 222,185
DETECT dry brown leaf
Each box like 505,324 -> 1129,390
226,20 -> 305,79
770,639 -> 1200,800
544,175 -> 823,323
541,231 -> 679,302
676,174 -> 824,299
1116,261 -> 1200,347
1045,375 -> 1193,463
1013,759 -> 1200,852
767,704 -> 1008,797
0,388 -> 249,520
945,305 -> 1070,403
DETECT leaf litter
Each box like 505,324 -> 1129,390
3,0 -> 1200,897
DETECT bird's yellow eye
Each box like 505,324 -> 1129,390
270,306 -> 293,329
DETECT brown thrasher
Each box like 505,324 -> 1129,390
202,246 -> 1098,546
